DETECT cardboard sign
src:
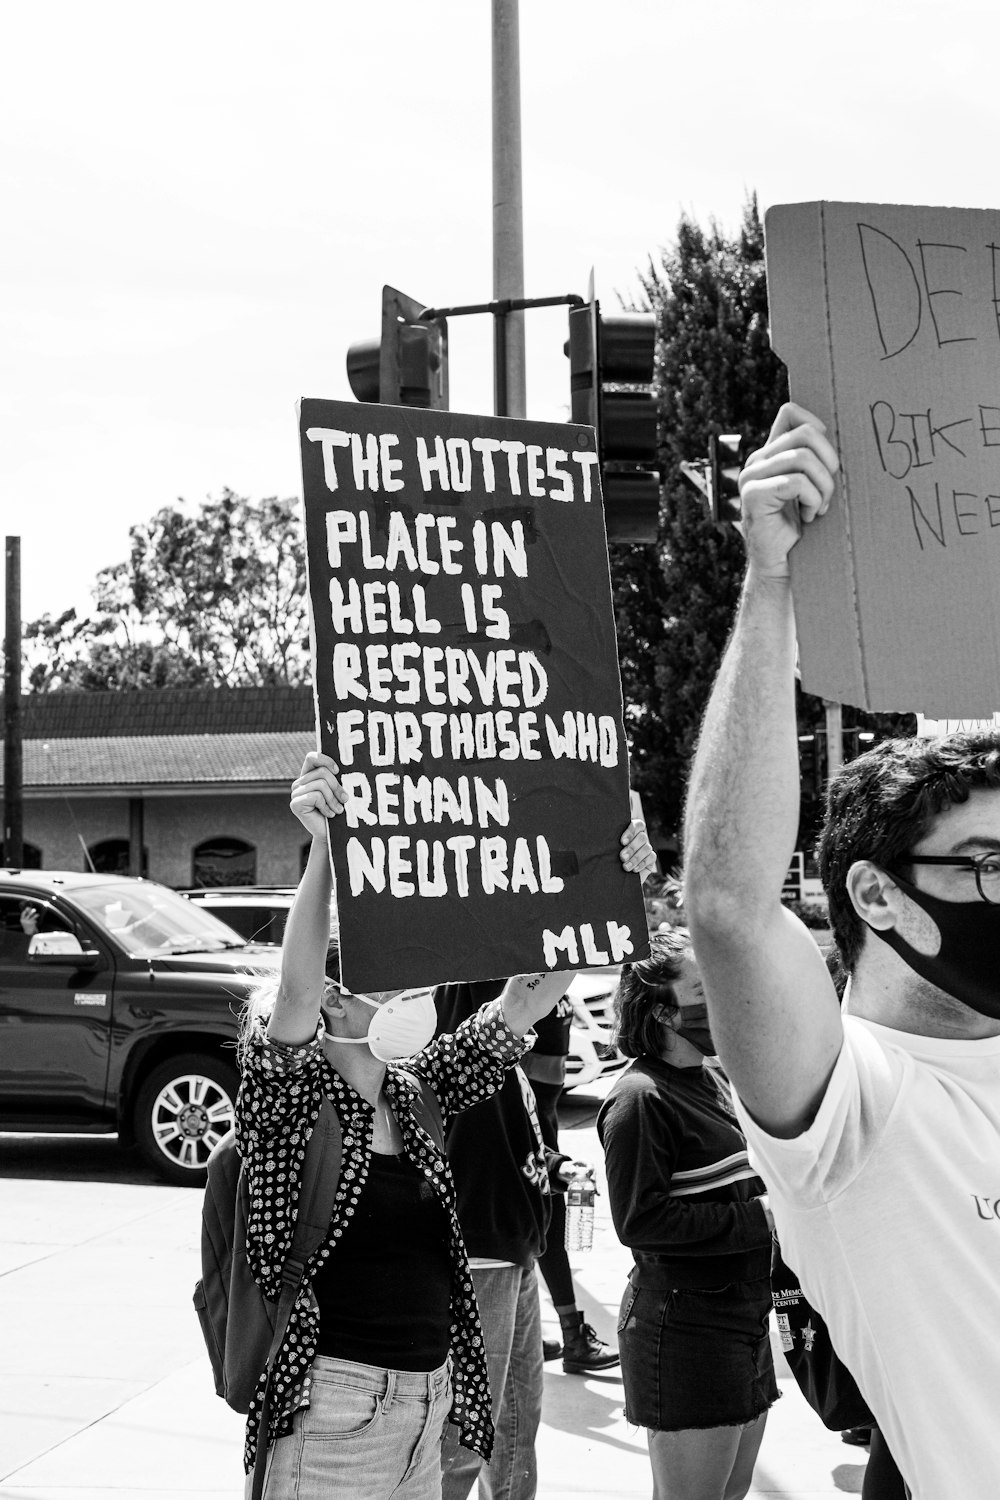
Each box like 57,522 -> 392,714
765,201 -> 1000,716
298,398 -> 649,993
916,712 -> 1000,738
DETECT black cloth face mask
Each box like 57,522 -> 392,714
868,870 -> 1000,1020
674,1003 -> 716,1057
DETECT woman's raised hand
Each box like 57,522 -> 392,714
290,751 -> 348,840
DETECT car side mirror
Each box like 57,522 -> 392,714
28,933 -> 102,970
29,948 -> 103,970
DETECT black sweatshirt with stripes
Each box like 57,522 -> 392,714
597,1055 -> 773,1290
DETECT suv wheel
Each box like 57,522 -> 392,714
134,1053 -> 238,1186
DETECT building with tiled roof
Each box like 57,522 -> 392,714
0,688 -> 317,887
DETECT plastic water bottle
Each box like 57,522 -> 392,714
565,1168 -> 596,1252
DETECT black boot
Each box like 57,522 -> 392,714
560,1314 -> 620,1374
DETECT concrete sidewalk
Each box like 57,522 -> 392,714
0,1120 -> 870,1499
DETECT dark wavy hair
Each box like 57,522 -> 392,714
818,731 -> 1000,972
611,927 -> 691,1058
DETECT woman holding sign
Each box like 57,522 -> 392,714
236,750 -> 653,1500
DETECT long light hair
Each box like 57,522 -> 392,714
236,940 -> 343,1069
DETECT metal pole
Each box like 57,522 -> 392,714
824,700 -> 844,780
491,0 -> 526,418
493,310 -> 509,419
129,796 -> 145,878
3,537 -> 24,867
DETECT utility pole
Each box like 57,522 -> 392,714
491,0 -> 526,418
3,537 -> 24,867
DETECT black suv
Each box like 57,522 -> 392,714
0,870 -> 279,1185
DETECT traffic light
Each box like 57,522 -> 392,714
708,433 -> 746,525
346,286 -> 449,410
566,293 -> 660,545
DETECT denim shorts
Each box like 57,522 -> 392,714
617,1272 -> 778,1432
252,1355 -> 452,1500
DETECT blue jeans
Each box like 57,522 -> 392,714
253,1356 -> 451,1500
441,1264 -> 542,1500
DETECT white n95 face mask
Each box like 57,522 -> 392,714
327,987 -> 437,1062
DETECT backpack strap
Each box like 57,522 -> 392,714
396,1068 -> 446,1151
251,1096 -> 342,1500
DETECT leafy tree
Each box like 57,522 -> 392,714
26,491 -> 310,691
24,610 -> 211,692
614,199 -> 912,858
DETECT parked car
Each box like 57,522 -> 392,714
185,887 -> 628,1090
0,869 -> 279,1186
181,885 -> 297,947
564,966 -> 629,1090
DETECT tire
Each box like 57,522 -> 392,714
133,1052 -> 238,1186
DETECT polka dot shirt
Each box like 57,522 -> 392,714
235,997 -> 528,1475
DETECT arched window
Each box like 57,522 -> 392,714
88,838 -> 149,877
192,836 -> 257,889
0,841 -> 42,869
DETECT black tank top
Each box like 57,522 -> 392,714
313,1150 -> 452,1369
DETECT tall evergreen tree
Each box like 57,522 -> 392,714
611,198 -> 786,853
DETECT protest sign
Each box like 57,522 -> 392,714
765,201 -> 1000,717
916,712 -> 1000,738
298,398 -> 650,993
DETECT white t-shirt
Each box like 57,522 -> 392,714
734,1016 -> 1000,1500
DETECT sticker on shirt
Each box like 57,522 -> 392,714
522,1147 -> 551,1191
775,1311 -> 795,1352
515,1068 -> 551,1194
73,993 -> 108,1007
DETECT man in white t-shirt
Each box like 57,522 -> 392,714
682,402 -> 1000,1500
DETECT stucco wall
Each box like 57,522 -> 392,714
21,792 -> 309,888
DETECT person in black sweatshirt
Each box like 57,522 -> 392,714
434,977 -> 571,1500
436,818 -> 657,1500
597,928 -> 777,1500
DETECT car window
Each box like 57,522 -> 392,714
69,882 -> 247,958
0,896 -> 78,966
208,905 -> 288,945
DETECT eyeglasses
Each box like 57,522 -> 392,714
899,852 -> 1000,906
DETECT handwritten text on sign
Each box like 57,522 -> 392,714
299,400 -> 648,993
857,223 -> 1000,551
766,201 -> 1000,714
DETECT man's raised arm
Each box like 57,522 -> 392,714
683,404 -> 844,1138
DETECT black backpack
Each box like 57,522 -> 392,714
193,1074 -> 445,1500
771,1238 -> 875,1432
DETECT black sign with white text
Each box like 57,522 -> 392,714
299,398 -> 649,992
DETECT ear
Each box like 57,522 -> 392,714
321,990 -> 348,1020
846,859 -> 900,932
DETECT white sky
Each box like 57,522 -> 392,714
4,0 -> 999,622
